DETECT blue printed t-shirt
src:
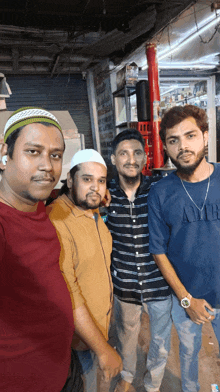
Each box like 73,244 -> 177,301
148,163 -> 220,308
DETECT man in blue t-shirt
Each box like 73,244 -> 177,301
148,105 -> 220,392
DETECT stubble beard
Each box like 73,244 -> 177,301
121,164 -> 143,185
20,190 -> 47,203
122,173 -> 141,185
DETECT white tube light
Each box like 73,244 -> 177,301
159,63 -> 217,69
161,87 -> 179,96
160,84 -> 190,95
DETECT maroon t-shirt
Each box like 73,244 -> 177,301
0,202 -> 74,392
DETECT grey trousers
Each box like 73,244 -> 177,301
114,295 -> 172,392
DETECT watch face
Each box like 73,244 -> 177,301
181,298 -> 190,308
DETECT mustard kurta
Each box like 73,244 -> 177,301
48,194 -> 113,342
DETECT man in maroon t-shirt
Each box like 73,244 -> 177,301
0,108 -> 81,392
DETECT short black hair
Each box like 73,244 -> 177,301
6,122 -> 65,159
111,128 -> 145,154
6,128 -> 22,159
59,165 -> 80,196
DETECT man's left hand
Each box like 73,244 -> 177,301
186,297 -> 215,325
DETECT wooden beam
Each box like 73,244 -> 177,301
12,48 -> 19,72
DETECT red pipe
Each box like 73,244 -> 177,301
146,43 -> 164,168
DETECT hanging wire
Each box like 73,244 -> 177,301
167,25 -> 172,61
193,4 -> 220,44
82,0 -> 92,15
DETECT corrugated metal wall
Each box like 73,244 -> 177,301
5,74 -> 93,148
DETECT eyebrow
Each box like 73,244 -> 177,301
166,130 -> 196,141
118,148 -> 144,153
24,142 -> 64,151
81,174 -> 107,179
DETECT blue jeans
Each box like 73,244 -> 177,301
114,295 -> 172,392
172,295 -> 220,392
76,350 -> 98,392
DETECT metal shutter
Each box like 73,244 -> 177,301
5,74 -> 93,148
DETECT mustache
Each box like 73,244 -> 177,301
31,175 -> 55,182
177,150 -> 194,159
87,192 -> 101,198
124,164 -> 139,168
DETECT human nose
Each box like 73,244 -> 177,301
179,137 -> 189,151
38,153 -> 53,171
90,180 -> 99,191
128,152 -> 136,164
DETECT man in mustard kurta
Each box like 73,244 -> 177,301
48,149 -> 122,392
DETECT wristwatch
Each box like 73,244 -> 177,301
180,293 -> 192,308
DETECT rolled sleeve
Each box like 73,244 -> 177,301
148,187 -> 170,255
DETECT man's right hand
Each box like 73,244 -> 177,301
186,297 -> 215,325
97,344 -> 123,382
100,189 -> 111,207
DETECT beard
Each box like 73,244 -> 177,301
70,188 -> 102,210
77,199 -> 101,210
169,146 -> 206,176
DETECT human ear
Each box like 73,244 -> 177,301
163,143 -> 168,152
0,143 -> 8,170
67,171 -> 72,189
203,131 -> 209,146
111,154 -> 116,165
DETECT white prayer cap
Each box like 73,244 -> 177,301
70,149 -> 107,169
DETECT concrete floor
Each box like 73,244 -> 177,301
99,312 -> 220,392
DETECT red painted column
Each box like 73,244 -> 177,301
146,43 -> 164,168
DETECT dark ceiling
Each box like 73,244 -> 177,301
0,0 -> 195,75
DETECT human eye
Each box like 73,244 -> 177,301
51,152 -> 62,160
99,179 -> 106,184
26,149 -> 39,155
187,133 -> 195,139
83,177 -> 91,182
168,139 -> 177,145
135,150 -> 143,156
